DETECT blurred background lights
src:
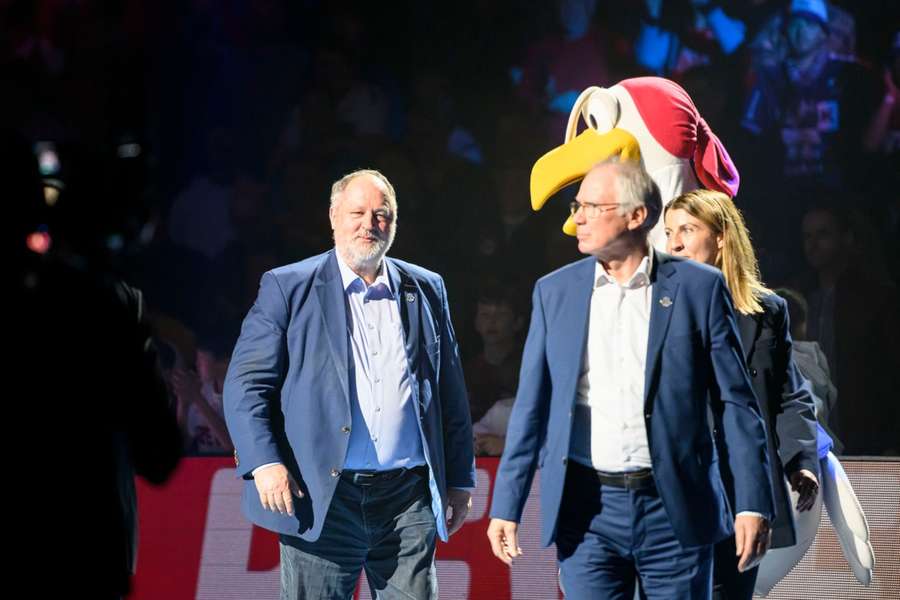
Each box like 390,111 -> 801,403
26,231 -> 52,255
117,143 -> 142,159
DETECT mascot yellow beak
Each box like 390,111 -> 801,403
530,128 -> 642,235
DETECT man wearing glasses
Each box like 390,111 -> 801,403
487,160 -> 774,599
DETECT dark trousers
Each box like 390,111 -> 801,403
712,534 -> 759,600
279,467 -> 437,600
556,461 -> 713,600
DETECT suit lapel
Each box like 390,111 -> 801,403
314,251 -> 350,406
386,259 -> 424,372
557,258 -> 595,387
644,251 -> 680,410
737,311 -> 760,363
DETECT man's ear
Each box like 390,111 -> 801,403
627,205 -> 648,231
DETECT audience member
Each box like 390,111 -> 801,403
465,282 -> 527,456
775,287 -> 839,440
792,205 -> 899,454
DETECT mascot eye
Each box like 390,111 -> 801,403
585,89 -> 620,134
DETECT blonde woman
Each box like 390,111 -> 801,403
664,189 -> 819,600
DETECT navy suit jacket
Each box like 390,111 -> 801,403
490,251 -> 775,548
224,250 -> 475,542
725,293 -> 818,548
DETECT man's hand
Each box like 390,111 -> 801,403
789,469 -> 819,512
474,433 -> 506,456
734,514 -> 771,572
253,464 -> 302,516
444,488 -> 472,536
487,518 -> 522,565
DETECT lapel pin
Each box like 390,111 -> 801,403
406,292 -> 416,303
659,296 -> 672,308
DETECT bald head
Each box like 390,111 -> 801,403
330,169 -> 397,220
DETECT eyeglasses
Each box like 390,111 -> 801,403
569,201 -> 620,219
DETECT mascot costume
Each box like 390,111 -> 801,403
529,76 -> 875,594
530,76 -> 738,249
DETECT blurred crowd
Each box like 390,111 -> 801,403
4,0 -> 898,456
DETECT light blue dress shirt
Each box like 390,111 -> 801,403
336,255 -> 427,471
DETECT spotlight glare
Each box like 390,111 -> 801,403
43,185 -> 60,206
26,231 -> 52,254
117,143 -> 142,159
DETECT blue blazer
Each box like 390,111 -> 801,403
490,251 -> 775,548
729,293 -> 818,549
224,250 -> 475,542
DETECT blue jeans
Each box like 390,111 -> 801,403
279,466 -> 437,600
556,462 -> 713,600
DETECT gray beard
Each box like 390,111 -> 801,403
340,230 -> 395,272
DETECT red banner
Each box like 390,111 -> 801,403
130,458 -> 560,600
130,458 -> 899,599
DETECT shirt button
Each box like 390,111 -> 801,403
341,426 -> 351,433
374,378 -> 381,383
331,468 -> 340,477
372,436 -> 378,442
750,367 -> 758,377
367,323 -> 374,330
375,406 -> 382,412
372,350 -> 379,356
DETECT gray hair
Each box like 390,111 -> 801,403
596,159 -> 661,236
330,168 -> 398,220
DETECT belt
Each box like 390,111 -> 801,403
341,465 -> 427,486
595,467 -> 655,490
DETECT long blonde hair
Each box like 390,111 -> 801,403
666,190 -> 770,315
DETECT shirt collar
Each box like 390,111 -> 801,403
335,250 -> 393,295
594,246 -> 653,289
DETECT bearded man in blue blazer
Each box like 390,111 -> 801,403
225,169 -> 475,600
487,160 -> 775,599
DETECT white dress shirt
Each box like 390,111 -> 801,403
570,252 -> 653,472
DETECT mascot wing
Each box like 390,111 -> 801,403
822,451 -> 875,586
